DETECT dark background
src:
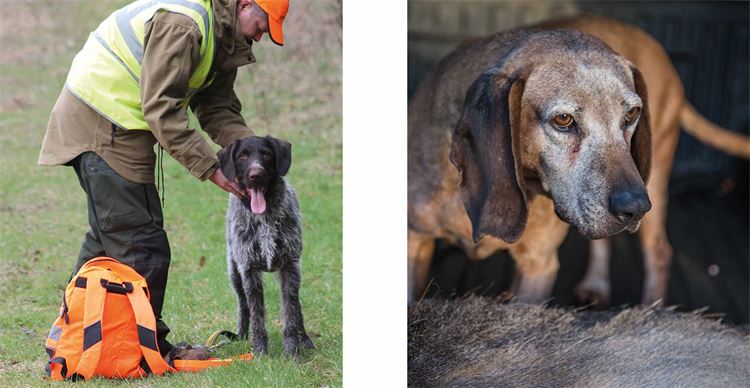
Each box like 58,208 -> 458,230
408,1 -> 749,324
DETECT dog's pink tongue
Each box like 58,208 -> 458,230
248,189 -> 266,214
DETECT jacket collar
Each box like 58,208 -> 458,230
212,0 -> 256,71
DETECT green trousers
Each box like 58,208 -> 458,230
70,152 -> 172,355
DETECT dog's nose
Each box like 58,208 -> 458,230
248,172 -> 261,182
247,167 -> 264,182
609,187 -> 651,222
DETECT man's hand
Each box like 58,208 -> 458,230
209,168 -> 244,198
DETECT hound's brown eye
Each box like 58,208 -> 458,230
239,153 -> 249,160
625,107 -> 641,123
552,114 -> 574,128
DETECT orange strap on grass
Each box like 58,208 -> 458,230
173,353 -> 254,373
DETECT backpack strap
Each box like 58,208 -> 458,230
47,356 -> 69,381
70,277 -> 107,380
125,285 -> 177,375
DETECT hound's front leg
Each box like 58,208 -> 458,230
576,238 -> 612,307
511,248 -> 560,303
408,229 -> 436,304
509,195 -> 569,303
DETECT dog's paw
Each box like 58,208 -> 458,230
238,329 -> 249,340
300,332 -> 315,349
252,339 -> 268,355
283,337 -> 300,359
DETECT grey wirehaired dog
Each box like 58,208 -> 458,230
219,135 -> 315,358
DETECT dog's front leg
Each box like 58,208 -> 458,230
408,229 -> 435,304
229,260 -> 251,339
279,260 -> 313,358
511,249 -> 560,303
241,270 -> 268,355
639,169 -> 673,305
576,238 -> 612,307
509,195 -> 569,303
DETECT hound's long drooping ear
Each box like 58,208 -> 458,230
218,138 -> 242,181
266,136 -> 292,176
450,70 -> 528,243
630,67 -> 652,184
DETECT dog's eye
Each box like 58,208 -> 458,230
625,107 -> 641,123
552,114 -> 574,129
239,153 -> 249,160
261,151 -> 272,161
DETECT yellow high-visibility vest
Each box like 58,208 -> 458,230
66,0 -> 215,130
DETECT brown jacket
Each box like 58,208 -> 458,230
38,0 -> 255,184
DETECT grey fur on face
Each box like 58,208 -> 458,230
223,136 -> 315,358
409,297 -> 750,387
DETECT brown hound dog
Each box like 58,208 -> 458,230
408,16 -> 750,304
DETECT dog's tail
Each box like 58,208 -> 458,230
680,102 -> 750,158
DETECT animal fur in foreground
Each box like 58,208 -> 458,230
408,297 -> 749,387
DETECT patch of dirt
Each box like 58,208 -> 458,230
0,359 -> 43,375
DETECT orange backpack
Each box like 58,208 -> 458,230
44,257 -> 252,381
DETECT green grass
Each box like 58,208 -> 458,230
0,1 -> 342,386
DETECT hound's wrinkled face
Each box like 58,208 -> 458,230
520,59 -> 651,238
451,30 -> 652,243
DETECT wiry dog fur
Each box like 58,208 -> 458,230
221,135 -> 314,357
409,298 -> 750,387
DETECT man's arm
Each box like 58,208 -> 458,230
189,69 -> 254,148
140,11 -> 219,182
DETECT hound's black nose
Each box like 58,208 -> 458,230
609,187 -> 651,222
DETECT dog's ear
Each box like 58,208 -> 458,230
267,136 -> 292,176
450,70 -> 528,243
218,138 -> 242,181
630,66 -> 652,184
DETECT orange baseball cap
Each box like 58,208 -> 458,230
255,0 -> 289,46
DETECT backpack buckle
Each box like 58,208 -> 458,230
100,279 -> 133,294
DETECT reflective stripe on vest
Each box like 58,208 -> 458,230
65,0 -> 215,130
